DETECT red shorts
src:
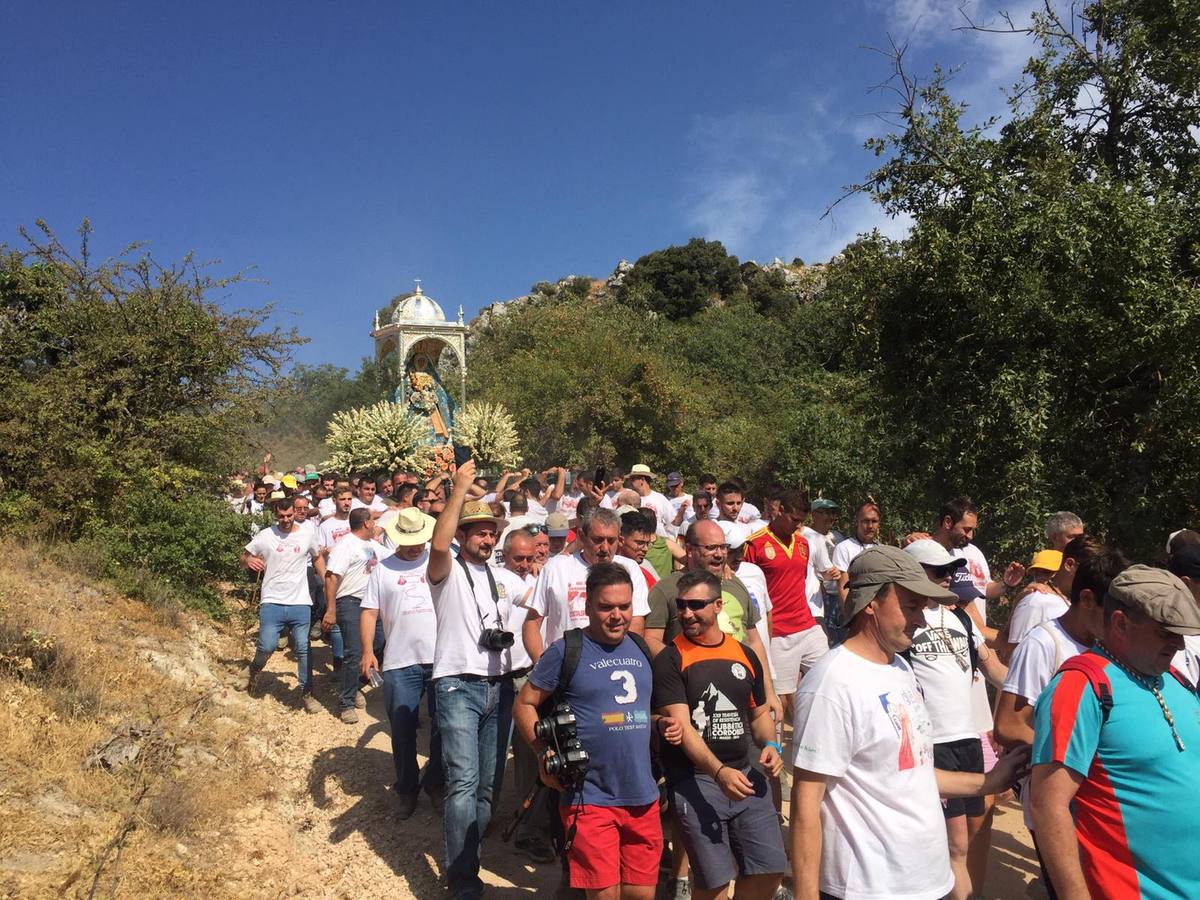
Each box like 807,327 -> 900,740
561,803 -> 662,889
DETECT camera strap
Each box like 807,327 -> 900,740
456,552 -> 503,630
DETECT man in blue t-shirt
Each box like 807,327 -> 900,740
515,562 -> 674,900
1032,565 -> 1200,900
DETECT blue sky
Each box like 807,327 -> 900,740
2,1 -> 1041,369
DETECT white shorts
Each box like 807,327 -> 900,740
770,626 -> 829,695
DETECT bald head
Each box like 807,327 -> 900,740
686,519 -> 728,576
617,488 -> 640,508
504,528 -> 537,578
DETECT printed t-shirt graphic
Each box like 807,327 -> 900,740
529,631 -> 658,807
652,633 -> 766,783
743,527 -> 815,636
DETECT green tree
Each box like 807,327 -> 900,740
830,0 -> 1200,561
618,238 -> 744,320
0,220 -> 301,534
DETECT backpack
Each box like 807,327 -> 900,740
1055,651 -> 1199,724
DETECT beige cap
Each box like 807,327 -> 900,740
1107,565 -> 1200,635
845,544 -> 956,621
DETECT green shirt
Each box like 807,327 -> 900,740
646,570 -> 759,644
644,536 -> 674,582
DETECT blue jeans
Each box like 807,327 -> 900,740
382,664 -> 443,796
309,568 -> 344,661
491,675 -> 516,814
435,676 -> 502,900
253,602 -> 312,693
336,596 -> 384,710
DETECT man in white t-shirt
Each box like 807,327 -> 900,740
664,471 -> 690,538
1043,511 -> 1085,551
426,461 -> 528,900
360,505 -> 443,818
904,540 -> 1009,900
923,495 -> 1027,894
324,508 -> 386,725
790,545 -> 1024,900
552,470 -> 589,523
681,491 -> 712,533
492,528 -> 553,861
994,549 -> 1127,892
627,463 -> 673,538
1004,549 -> 1071,655
318,487 -> 355,555
598,469 -> 625,510
522,506 -> 650,662
351,474 -> 389,519
240,495 -> 327,714
832,501 -> 881,607
1166,544 -> 1200,683
709,479 -> 763,526
804,499 -> 843,640
919,497 -> 1025,639
317,475 -> 347,519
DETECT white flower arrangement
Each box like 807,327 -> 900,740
322,401 -> 430,473
452,402 -> 521,470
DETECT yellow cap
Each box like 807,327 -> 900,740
1029,549 -> 1063,573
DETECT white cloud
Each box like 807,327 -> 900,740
790,193 -> 915,264
681,102 -> 836,258
678,2 -> 1053,264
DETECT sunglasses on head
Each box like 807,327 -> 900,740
523,524 -> 546,535
674,595 -> 721,612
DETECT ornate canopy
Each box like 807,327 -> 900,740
371,280 -> 467,408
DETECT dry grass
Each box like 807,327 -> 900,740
0,539 -> 272,899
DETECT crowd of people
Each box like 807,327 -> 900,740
229,463 -> 1200,900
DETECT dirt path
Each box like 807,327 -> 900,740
235,634 -> 1046,900
220,634 -> 559,900
0,551 -> 1044,899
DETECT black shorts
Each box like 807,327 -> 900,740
934,737 -> 984,818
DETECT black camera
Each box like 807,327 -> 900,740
479,628 -> 515,651
534,702 -> 589,785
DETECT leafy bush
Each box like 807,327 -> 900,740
81,483 -> 250,618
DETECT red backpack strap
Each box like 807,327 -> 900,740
1055,652 -> 1114,724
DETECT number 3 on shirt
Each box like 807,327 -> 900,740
610,670 -> 637,705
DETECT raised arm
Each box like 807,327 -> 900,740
428,459 -> 475,585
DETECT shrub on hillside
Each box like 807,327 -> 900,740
82,483 -> 249,618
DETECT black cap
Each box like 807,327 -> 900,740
1167,544 -> 1200,580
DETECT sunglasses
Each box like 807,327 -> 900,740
924,564 -> 959,578
506,554 -> 534,563
674,595 -> 721,612
523,524 -> 547,535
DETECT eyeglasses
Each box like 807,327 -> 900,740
674,595 -> 721,612
687,542 -> 729,553
506,554 -> 534,563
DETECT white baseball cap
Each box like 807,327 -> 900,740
718,520 -> 752,550
903,538 -> 966,569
